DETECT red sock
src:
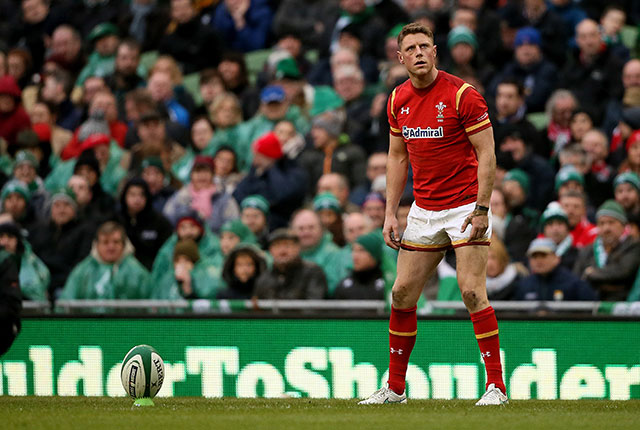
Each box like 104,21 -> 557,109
470,306 -> 505,393
387,305 -> 417,394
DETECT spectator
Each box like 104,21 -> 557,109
539,201 -> 579,270
0,180 -> 37,230
317,173 -> 360,214
217,244 -> 267,300
172,116 -> 215,184
299,109 -> 366,195
150,211 -> 222,289
60,221 -> 150,299
332,64 -> 372,149
233,132 -> 306,230
441,25 -> 492,88
39,69 -> 82,132
70,151 -> 117,223
555,165 -> 586,199
619,130 -> 640,177
569,110 -> 594,144
273,119 -> 306,161
498,125 -> 554,210
515,237 -> 597,301
574,200 -> 640,300
580,129 -> 615,206
545,89 -> 578,158
239,195 -> 270,249
291,208 -> 346,295
491,27 -> 558,113
334,230 -> 387,300
212,146 -> 243,196
147,70 -> 190,129
164,155 -> 239,233
76,22 -> 120,86
212,0 -> 273,53
192,69 -> 226,118
559,190 -> 598,248
217,52 -> 260,120
308,46 -> 378,87
560,19 -> 624,124
253,228 -> 327,299
29,187 -> 94,298
313,192 -> 345,247
117,0 -> 171,52
128,110 -> 185,174
151,239 -> 221,299
118,177 -> 173,271
603,59 -> 640,137
11,150 -> 48,214
105,39 -> 146,121
613,172 -> 640,220
485,236 -> 527,300
490,188 -> 508,241
48,25 -> 85,80
204,92 -> 244,159
502,169 -> 540,263
272,0 -> 334,50
599,5 -> 629,61
350,152 -> 387,207
158,0 -> 224,74
7,48 -> 33,91
0,76 -> 31,149
362,192 -> 386,230
140,156 -> 178,213
0,221 -> 50,301
28,101 -> 72,157
219,219 -> 257,258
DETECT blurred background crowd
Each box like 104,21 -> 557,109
1,0 -> 640,305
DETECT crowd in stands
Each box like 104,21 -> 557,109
1,0 -> 640,306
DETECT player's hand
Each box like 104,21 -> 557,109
461,211 -> 489,241
383,215 -> 401,250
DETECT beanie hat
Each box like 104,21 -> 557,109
192,155 -> 215,171
80,133 -> 111,152
220,219 -> 256,243
447,25 -> 478,51
355,231 -> 385,263
13,150 -> 38,169
50,187 -> 77,209
621,106 -> 640,130
310,86 -> 344,117
514,26 -> 542,48
555,165 -> 585,192
313,192 -> 342,214
141,156 -> 165,174
503,168 -> 530,194
74,150 -> 101,177
363,192 -> 385,207
173,239 -> 200,264
596,199 -> 628,224
1,180 -> 30,204
0,222 -> 25,255
387,23 -> 406,39
88,22 -> 119,42
540,201 -> 569,227
614,171 -> 640,192
176,211 -> 205,233
312,111 -> 343,138
240,195 -> 270,215
253,132 -> 283,160
0,75 -> 21,99
77,112 -> 110,144
627,130 -> 640,153
274,57 -> 302,80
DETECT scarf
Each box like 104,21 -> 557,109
189,183 -> 216,220
555,234 -> 573,257
592,237 -> 607,268
486,264 -> 518,297
130,2 -> 155,44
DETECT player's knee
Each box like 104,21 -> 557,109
461,290 -> 478,308
391,285 -> 415,308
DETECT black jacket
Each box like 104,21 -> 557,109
254,258 -> 327,299
334,267 -> 385,300
0,250 -> 21,356
118,178 -> 173,271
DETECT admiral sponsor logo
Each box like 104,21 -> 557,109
402,126 -> 444,139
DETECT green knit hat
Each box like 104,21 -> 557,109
50,187 -> 77,209
447,26 -> 478,51
275,57 -> 302,80
555,165 -> 584,192
241,195 -> 270,215
355,231 -> 384,263
0,180 -> 30,203
596,199 -> 627,224
540,201 -> 569,227
310,86 -> 344,117
313,192 -> 341,214
220,219 -> 256,244
173,239 -> 200,263
503,168 -> 530,194
613,171 -> 640,192
14,150 -> 38,169
88,22 -> 119,42
141,156 -> 165,173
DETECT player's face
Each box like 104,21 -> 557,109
397,33 -> 436,78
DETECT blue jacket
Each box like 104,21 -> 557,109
515,266 -> 597,301
212,0 -> 273,52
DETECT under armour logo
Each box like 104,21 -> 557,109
481,351 -> 491,358
400,106 -> 410,115
390,348 -> 403,355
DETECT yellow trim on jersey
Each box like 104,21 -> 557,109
476,329 -> 499,340
401,239 -> 450,249
455,83 -> 473,112
389,329 -> 418,337
390,126 -> 402,133
390,88 -> 398,119
465,118 -> 491,134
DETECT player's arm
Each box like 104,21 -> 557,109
384,133 -> 409,250
461,127 -> 496,240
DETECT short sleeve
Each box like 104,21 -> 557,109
456,85 -> 492,136
387,88 -> 402,137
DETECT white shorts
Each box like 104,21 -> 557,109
400,201 -> 492,252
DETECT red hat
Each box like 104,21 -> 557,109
80,133 -> 111,152
253,132 -> 283,160
0,75 -> 21,99
627,130 -> 640,153
32,123 -> 51,142
192,155 -> 215,171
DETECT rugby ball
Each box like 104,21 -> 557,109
121,345 -> 164,399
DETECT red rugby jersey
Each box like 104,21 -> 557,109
387,71 -> 492,210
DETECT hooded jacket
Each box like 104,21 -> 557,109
0,76 -> 31,148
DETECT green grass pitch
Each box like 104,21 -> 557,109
1,397 -> 639,430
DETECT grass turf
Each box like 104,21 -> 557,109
1,397 -> 639,430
